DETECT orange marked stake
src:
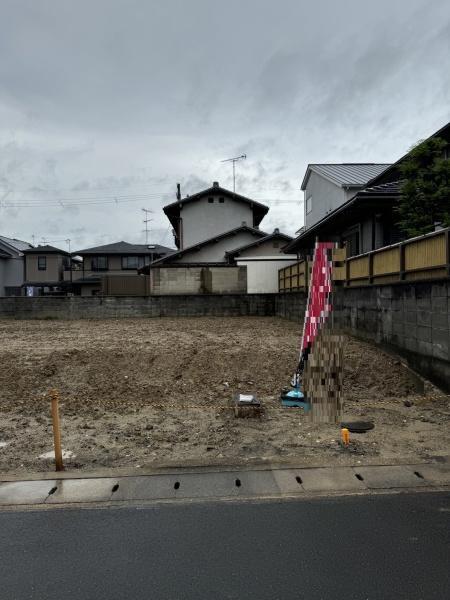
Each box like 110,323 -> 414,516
50,388 -> 64,472
341,427 -> 350,446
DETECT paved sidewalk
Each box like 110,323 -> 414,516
1,461 -> 449,507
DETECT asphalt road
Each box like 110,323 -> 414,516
1,491 -> 449,600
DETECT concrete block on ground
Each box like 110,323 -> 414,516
411,463 -> 450,485
353,466 -> 428,489
297,467 -> 366,492
112,475 -> 178,501
45,478 -> 117,504
272,469 -> 306,494
0,480 -> 57,505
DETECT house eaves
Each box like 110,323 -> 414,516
284,183 -> 401,253
225,230 -> 293,259
145,225 -> 269,268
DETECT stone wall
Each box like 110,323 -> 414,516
275,280 -> 450,392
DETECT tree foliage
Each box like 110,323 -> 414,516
396,136 -> 450,237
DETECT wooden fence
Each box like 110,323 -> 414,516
279,227 -> 450,291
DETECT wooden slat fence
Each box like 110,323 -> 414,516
279,227 -> 450,291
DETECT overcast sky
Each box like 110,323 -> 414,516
0,0 -> 449,251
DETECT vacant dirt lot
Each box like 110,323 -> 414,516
0,317 -> 449,474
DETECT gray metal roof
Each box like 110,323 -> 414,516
0,235 -> 33,252
73,241 -> 174,255
301,163 -> 391,190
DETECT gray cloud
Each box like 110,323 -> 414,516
0,0 -> 449,247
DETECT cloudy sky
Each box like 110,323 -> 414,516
0,0 -> 449,251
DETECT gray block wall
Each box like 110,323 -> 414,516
0,294 -> 276,320
275,281 -> 450,392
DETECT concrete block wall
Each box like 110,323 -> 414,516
150,266 -> 246,295
275,281 -> 450,392
0,294 -> 276,320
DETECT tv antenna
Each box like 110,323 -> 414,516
142,208 -> 154,245
221,154 -> 246,193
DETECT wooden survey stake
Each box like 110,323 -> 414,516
50,389 -> 64,471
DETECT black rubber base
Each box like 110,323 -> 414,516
340,421 -> 375,433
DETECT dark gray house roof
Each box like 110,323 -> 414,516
23,244 -> 71,256
163,182 -> 269,232
0,235 -> 33,254
146,225 -> 268,267
301,163 -> 391,190
73,241 -> 174,256
225,229 -> 293,259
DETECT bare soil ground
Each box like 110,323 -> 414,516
0,317 -> 449,475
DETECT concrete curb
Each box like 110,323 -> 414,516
0,462 -> 449,508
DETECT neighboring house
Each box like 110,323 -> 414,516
302,163 -> 390,230
71,241 -> 174,295
224,229 -> 295,293
286,122 -> 450,257
0,235 -> 33,296
224,229 -> 293,263
163,181 -> 269,249
23,245 -> 72,295
148,225 -> 270,266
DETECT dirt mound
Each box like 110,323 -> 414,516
0,317 -> 448,474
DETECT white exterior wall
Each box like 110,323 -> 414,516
180,196 -> 254,247
175,231 -> 266,263
236,256 -> 298,293
304,171 -> 348,229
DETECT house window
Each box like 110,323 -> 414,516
306,196 -> 312,214
219,197 -> 225,203
121,256 -> 144,270
38,256 -> 47,270
91,256 -> 108,271
208,197 -> 214,203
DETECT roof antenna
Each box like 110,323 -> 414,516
142,208 -> 153,245
221,154 -> 246,193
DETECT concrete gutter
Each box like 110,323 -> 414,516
0,462 -> 449,508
